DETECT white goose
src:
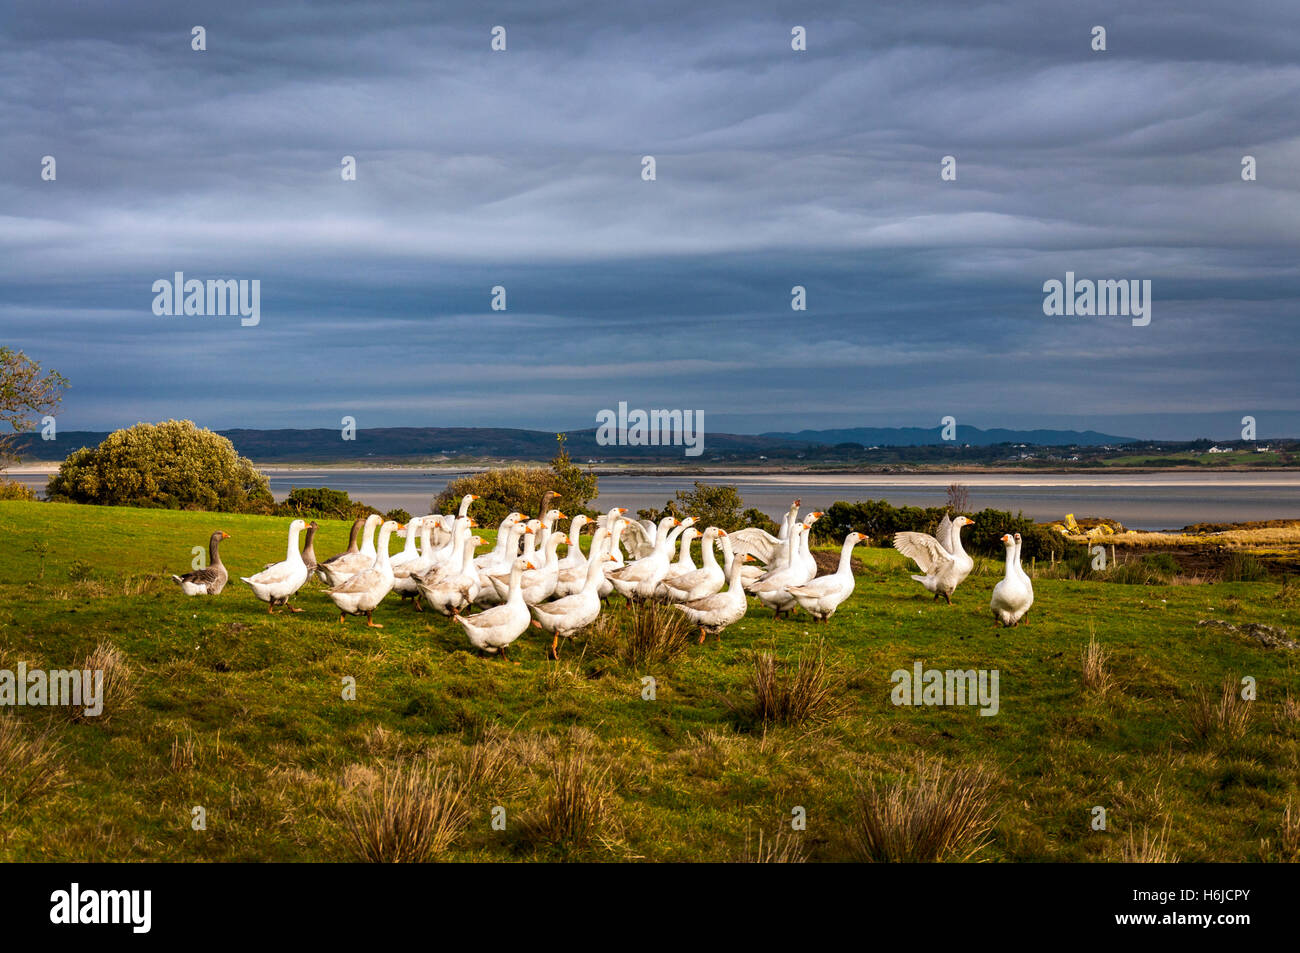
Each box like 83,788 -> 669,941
991,533 -> 1034,627
674,551 -> 754,643
786,532 -> 869,621
473,521 -> 530,606
1012,531 -> 1034,621
752,523 -> 818,617
316,513 -> 383,587
652,525 -> 699,599
417,530 -> 484,617
391,517 -> 440,609
389,515 -> 426,570
486,532 -> 566,604
325,519 -> 401,627
609,517 -> 692,601
893,514 -> 975,604
729,498 -> 802,565
554,525 -> 608,599
316,516 -> 365,583
555,514 -> 590,572
241,520 -> 310,613
530,553 -> 616,659
454,557 -> 534,661
660,526 -> 724,602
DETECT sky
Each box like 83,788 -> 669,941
2,0 -> 1298,441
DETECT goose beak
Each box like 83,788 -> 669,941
526,562 -> 537,570
221,532 -> 231,539
557,512 -> 567,519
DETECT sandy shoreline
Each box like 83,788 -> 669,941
9,462 -> 1300,489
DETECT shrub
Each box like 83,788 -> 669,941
68,642 -> 135,723
433,435 -> 598,526
1081,632 -> 1114,696
850,757 -> 999,862
275,486 -> 378,521
0,478 -> 37,501
46,419 -> 272,512
522,746 -> 610,850
384,507 -> 412,525
638,482 -> 749,531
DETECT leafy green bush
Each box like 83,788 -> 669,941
432,436 -> 598,527
0,478 -> 37,501
385,507 -> 413,525
274,486 -> 378,520
638,482 -> 753,531
46,419 -> 272,513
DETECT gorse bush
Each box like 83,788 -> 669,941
638,482 -> 750,531
811,499 -> 1066,560
0,478 -> 37,501
275,486 -> 379,521
47,419 -> 272,513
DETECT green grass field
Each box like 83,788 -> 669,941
1,500 -> 1298,862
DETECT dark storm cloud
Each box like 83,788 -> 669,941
1,0 -> 1298,439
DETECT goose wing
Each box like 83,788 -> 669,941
892,532 -> 953,575
728,527 -> 781,564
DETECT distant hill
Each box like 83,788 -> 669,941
13,423 -> 1138,464
761,426 -> 1139,447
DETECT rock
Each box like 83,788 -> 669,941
1197,619 -> 1296,650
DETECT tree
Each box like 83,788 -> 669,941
46,419 -> 273,512
0,348 -> 68,467
431,435 -> 599,527
638,482 -> 751,531
945,483 -> 970,514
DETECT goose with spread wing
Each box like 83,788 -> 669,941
893,514 -> 974,604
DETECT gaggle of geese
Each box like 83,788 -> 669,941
169,493 -> 1037,661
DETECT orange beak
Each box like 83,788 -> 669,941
221,532 -> 231,539
557,511 -> 567,519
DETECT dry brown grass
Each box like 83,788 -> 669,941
1186,676 -> 1254,748
590,601 -> 694,670
67,642 -> 135,723
1121,820 -> 1179,863
850,757 -> 999,862
522,745 -> 611,850
1081,632 -> 1115,697
169,730 -> 198,773
745,642 -> 840,728
740,828 -> 808,862
339,760 -> 469,863
0,714 -> 67,816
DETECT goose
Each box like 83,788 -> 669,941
608,517 -> 692,602
317,514 -> 383,587
535,507 -> 567,554
660,526 -> 722,602
425,513 -> 455,550
893,514 -> 974,604
674,551 -> 755,643
747,521 -> 801,592
618,518 -> 661,560
486,532 -> 567,604
172,530 -> 230,595
474,513 -> 525,569
1012,532 -> 1034,622
729,499 -> 802,565
991,533 -> 1034,627
555,515 -> 590,572
751,523 -> 818,617
598,507 -> 630,567
240,520 -> 310,613
597,519 -> 629,599
786,532 -> 868,621
389,515 -> 426,570
554,525 -> 609,599
458,493 -> 480,518
454,557 -> 535,661
391,517 -> 440,609
316,516 -> 365,582
325,519 -> 401,627
530,553 -> 617,659
416,531 -> 485,616
266,520 -> 319,575
473,520 -> 530,606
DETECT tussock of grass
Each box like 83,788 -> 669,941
339,760 -> 469,863
1121,820 -> 1178,863
744,642 -> 839,728
1186,676 -> 1254,748
850,757 -> 999,863
67,642 -> 134,723
0,715 -> 66,816
522,745 -> 611,851
590,601 -> 693,670
740,828 -> 808,863
1081,632 -> 1114,697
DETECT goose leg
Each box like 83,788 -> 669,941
943,592 -> 952,605
339,612 -> 347,624
288,604 -> 303,613
413,596 -> 424,612
365,611 -> 383,629
698,627 -> 707,645
549,634 -> 559,660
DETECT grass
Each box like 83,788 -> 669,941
1,499 -> 1299,861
